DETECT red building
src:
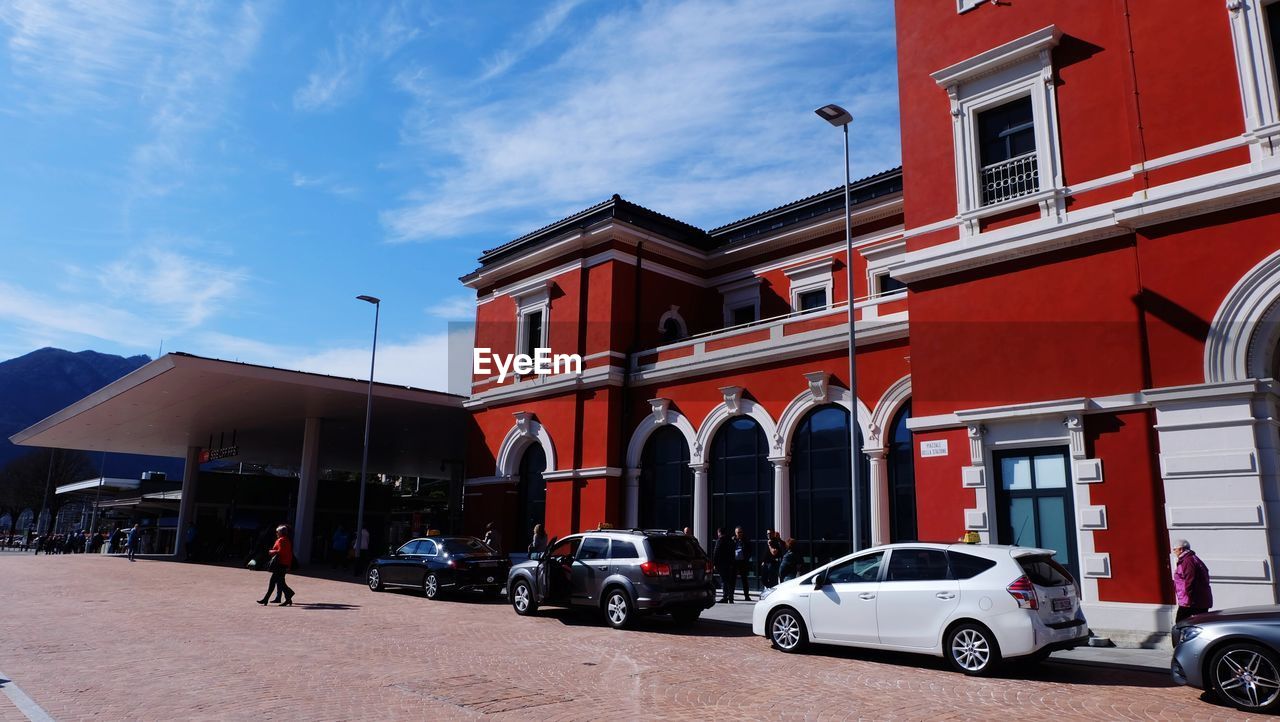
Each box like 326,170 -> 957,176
463,0 -> 1280,643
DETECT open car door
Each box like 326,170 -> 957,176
533,535 -> 558,603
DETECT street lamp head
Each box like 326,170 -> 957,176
815,104 -> 852,127
356,295 -> 381,305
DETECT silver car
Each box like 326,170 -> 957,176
1172,605 -> 1280,713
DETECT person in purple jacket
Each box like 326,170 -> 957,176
1173,538 -> 1213,623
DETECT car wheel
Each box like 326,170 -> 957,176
510,579 -> 537,616
946,622 -> 1001,676
366,567 -> 383,592
768,607 -> 808,653
1209,642 -> 1280,713
422,572 -> 440,600
671,606 -> 701,627
604,589 -> 633,629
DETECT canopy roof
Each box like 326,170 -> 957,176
11,353 -> 467,477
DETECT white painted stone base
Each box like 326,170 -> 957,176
1081,601 -> 1175,649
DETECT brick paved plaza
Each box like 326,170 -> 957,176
0,554 -> 1260,721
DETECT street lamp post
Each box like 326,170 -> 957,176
355,295 -> 381,569
815,103 -> 863,552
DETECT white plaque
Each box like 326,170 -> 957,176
920,439 -> 949,458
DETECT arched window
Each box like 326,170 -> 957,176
661,318 -> 684,344
791,405 -> 870,569
639,425 -> 693,531
709,417 -> 773,577
887,401 -> 917,542
516,444 -> 547,548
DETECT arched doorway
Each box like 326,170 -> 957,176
639,425 -> 693,531
887,401 -> 917,542
790,405 -> 870,569
516,444 -> 546,550
709,417 -> 773,579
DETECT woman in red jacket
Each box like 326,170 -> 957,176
257,525 -> 295,607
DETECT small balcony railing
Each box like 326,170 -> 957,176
980,151 -> 1039,206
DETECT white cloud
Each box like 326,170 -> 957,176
425,296 -> 475,321
291,171 -> 359,198
293,1 -> 420,112
476,0 -> 583,83
383,0 -> 899,242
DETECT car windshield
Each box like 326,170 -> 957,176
441,538 -> 490,555
649,536 -> 703,561
1018,555 -> 1074,587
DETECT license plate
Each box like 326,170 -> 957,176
1052,597 -> 1072,612
676,569 -> 694,581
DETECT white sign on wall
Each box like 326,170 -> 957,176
920,439 -> 949,458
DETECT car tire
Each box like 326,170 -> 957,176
1208,642 -> 1280,713
945,622 -> 1002,676
510,578 -> 537,616
768,607 -> 808,653
670,606 -> 701,627
423,572 -> 441,600
366,567 -> 383,592
603,588 -> 633,629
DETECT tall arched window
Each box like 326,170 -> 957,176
516,444 -> 546,548
709,417 -> 773,577
887,401 -> 917,542
791,405 -> 870,569
639,425 -> 693,530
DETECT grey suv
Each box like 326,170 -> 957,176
507,529 -> 716,628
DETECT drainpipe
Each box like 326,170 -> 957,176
617,241 -> 644,528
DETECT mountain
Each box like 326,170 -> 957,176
0,348 -> 183,478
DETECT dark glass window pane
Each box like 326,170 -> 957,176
886,549 -> 950,581
398,540 -> 421,555
1272,3 -> 1280,107
522,311 -> 543,357
948,551 -> 997,580
649,536 -> 704,561
421,540 -> 438,556
790,405 -> 869,567
709,417 -> 773,579
798,289 -> 827,312
609,540 -> 639,559
639,426 -> 692,531
978,96 -> 1035,166
731,305 -> 756,326
577,537 -> 609,560
888,402 -> 917,542
517,444 -> 547,548
826,551 -> 884,584
1018,556 -> 1075,587
877,274 -> 907,296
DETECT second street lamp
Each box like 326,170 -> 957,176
354,294 -> 380,574
814,103 -> 864,552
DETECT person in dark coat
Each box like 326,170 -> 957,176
733,527 -> 753,601
126,523 -> 141,561
712,528 -> 736,603
1173,538 -> 1213,623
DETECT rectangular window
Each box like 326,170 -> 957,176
875,273 -> 906,296
797,289 -> 827,312
977,96 -> 1038,206
730,305 -> 756,326
886,549 -> 951,582
577,536 -> 609,560
522,310 -> 543,357
608,540 -> 638,559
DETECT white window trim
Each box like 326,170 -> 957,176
783,258 -> 834,312
957,0 -> 984,13
657,305 -> 688,339
933,25 -> 1065,237
510,279 -> 551,360
1227,0 -> 1280,158
719,277 -> 761,326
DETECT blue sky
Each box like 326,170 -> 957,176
0,0 -> 899,392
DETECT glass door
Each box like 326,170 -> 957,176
993,447 -> 1078,583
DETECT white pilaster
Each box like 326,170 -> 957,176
174,445 -> 201,558
692,463 -> 709,548
769,456 -> 790,538
624,469 -> 641,528
865,448 -> 890,545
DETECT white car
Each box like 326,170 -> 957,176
752,542 -> 1089,675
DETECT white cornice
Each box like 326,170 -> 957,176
931,25 -> 1061,88
463,365 -> 625,409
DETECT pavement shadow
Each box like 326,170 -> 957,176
539,607 -> 755,638
294,603 -> 360,611
796,644 -> 1176,688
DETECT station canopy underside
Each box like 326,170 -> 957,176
10,353 -> 468,477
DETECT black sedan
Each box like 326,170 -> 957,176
1173,605 -> 1280,713
366,536 -> 510,599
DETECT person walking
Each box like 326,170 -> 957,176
483,522 -> 503,556
778,538 -> 798,583
126,523 -> 141,562
1173,538 -> 1213,623
713,528 -> 736,603
258,525 -> 295,607
733,527 -> 753,602
528,523 -> 548,556
350,526 -> 370,578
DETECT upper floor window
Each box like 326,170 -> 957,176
784,258 -> 834,314
521,309 -> 544,357
978,96 -> 1038,206
797,289 -> 827,313
932,26 -> 1064,236
729,304 -> 757,326
506,277 -> 551,368
718,277 -> 761,328
874,272 -> 907,297
1228,0 -> 1280,157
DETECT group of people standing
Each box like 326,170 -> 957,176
30,523 -> 142,559
709,527 -> 797,603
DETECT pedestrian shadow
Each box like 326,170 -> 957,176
295,603 -> 360,611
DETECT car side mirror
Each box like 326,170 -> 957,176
813,569 -> 827,590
